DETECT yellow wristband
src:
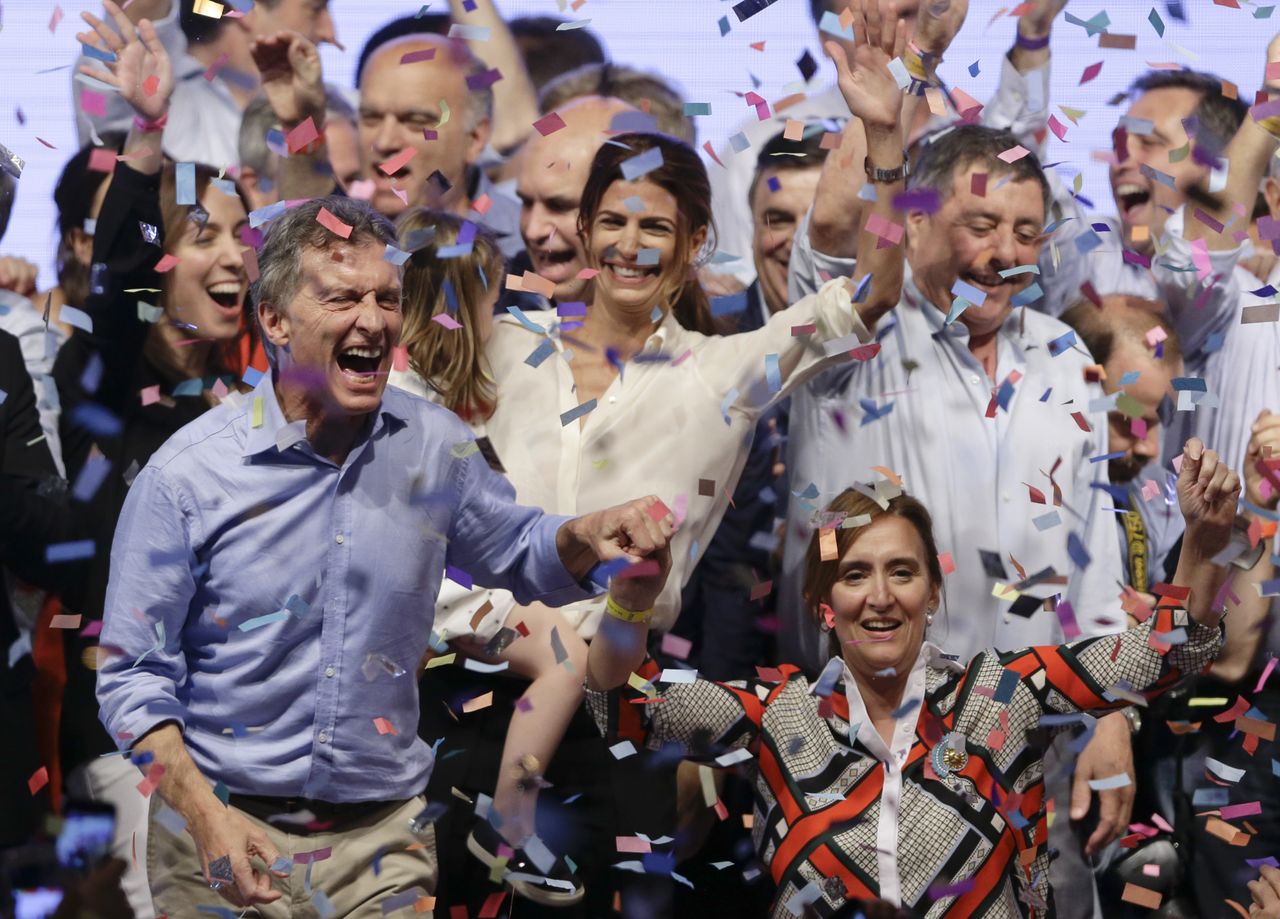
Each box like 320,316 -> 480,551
1258,116 -> 1280,139
605,594 -> 653,623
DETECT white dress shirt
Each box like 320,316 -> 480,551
780,231 -> 1125,671
481,280 -> 872,638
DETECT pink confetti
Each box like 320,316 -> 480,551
88,147 -> 118,174
431,313 -> 461,330
997,145 -> 1031,164
80,89 -> 106,118
154,254 -> 179,273
203,52 -> 229,82
140,385 -> 161,406
1080,61 -> 1103,85
373,717 -> 397,735
532,112 -> 567,136
49,5 -> 63,33
661,632 -> 693,660
316,207 -> 353,239
378,147 -> 415,176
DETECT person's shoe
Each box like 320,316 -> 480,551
467,820 -> 585,907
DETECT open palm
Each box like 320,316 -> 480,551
826,0 -> 908,131
76,0 -> 173,121
251,31 -> 326,128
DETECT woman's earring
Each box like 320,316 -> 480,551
820,603 -> 836,631
925,607 -> 935,627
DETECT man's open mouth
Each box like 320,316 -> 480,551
337,345 -> 382,376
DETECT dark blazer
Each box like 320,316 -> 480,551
0,329 -> 68,845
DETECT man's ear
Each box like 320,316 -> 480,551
258,301 -> 289,353
1265,176 -> 1280,221
464,113 -> 493,168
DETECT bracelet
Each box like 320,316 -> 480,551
132,112 -> 168,134
1015,31 -> 1051,51
605,594 -> 653,624
864,155 -> 911,184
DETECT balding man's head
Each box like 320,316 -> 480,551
357,35 -> 493,218
516,95 -> 636,300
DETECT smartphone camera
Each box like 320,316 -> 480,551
55,803 -> 115,872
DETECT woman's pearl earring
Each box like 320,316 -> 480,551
925,607 -> 935,627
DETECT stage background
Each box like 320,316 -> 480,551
0,0 -> 1274,279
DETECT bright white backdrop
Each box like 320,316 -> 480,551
1,1 -> 1276,280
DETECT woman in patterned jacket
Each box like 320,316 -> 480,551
584,437 -> 1240,918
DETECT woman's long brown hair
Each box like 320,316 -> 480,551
397,208 -> 504,422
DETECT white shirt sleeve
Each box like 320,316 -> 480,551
981,56 -> 1051,156
787,208 -> 859,303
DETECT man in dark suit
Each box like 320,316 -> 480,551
0,328 -> 75,846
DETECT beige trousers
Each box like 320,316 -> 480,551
147,794 -> 437,919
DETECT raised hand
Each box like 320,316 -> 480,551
250,31 -> 326,129
0,256 -> 38,297
1245,409 -> 1280,509
914,0 -> 970,57
1018,0 -> 1069,40
825,0 -> 909,132
76,0 -> 172,122
1177,437 -> 1242,560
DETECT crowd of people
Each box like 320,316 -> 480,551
0,0 -> 1278,917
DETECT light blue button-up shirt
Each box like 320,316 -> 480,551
97,377 -> 589,802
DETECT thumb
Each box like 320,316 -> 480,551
824,40 -> 854,81
1069,769 -> 1092,820
1255,408 -> 1273,433
1180,437 -> 1204,484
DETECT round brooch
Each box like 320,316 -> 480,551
931,731 -> 969,778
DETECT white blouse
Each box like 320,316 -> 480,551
480,278 -> 873,638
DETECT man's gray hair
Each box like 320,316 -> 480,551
251,196 -> 399,369
238,86 -> 360,178
909,124 -> 1052,215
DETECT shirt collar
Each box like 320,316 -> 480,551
906,270 -> 1031,354
240,373 -> 408,459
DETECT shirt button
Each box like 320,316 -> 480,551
1002,492 -> 1011,502
970,375 -> 982,385
318,731 -> 328,744
324,665 -> 335,678
608,395 -> 617,404
335,533 -> 344,545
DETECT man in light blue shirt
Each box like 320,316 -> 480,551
97,195 -> 671,915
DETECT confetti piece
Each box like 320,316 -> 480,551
997,145 -> 1031,164
192,0 -> 224,16
286,117 -> 320,154
609,740 -> 637,759
373,717 -> 397,735
462,692 -> 493,713
379,148 -> 415,176
1088,773 -> 1133,790
1121,883 -> 1162,909
560,399 -> 597,426
316,207 -> 353,239
399,48 -> 437,64
621,146 -> 664,181
431,313 -> 461,330
238,610 -> 288,632
533,112 -> 567,136
1080,61 -> 1103,84
30,765 -> 50,795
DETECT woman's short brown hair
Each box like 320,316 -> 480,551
801,488 -> 945,626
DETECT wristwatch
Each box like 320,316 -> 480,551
864,156 -> 911,184
1121,706 -> 1143,734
